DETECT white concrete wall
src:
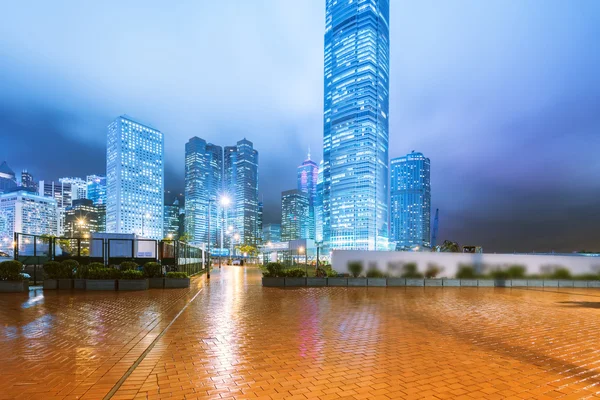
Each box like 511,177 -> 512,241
332,251 -> 600,277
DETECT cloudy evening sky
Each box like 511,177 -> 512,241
1,0 -> 600,252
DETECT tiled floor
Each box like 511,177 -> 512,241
2,267 -> 600,399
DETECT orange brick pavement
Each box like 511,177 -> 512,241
2,267 -> 600,399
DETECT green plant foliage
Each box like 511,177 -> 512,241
143,262 -> 163,278
506,265 -> 526,278
425,264 -> 440,279
283,268 -> 306,278
315,267 -> 328,278
43,261 -> 62,279
550,268 -> 571,280
120,270 -> 145,280
263,262 -> 284,277
120,261 -> 138,271
327,269 -> 339,277
401,263 -> 423,278
166,272 -> 188,279
348,261 -> 364,278
575,273 -> 600,280
0,260 -> 24,281
366,268 -> 385,278
456,265 -> 476,279
59,259 -> 78,278
490,270 -> 510,280
88,268 -> 120,280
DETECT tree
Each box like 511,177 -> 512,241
236,244 -> 258,257
437,240 -> 461,253
178,232 -> 191,243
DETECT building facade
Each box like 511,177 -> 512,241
21,170 -> 36,191
297,151 -> 318,240
224,139 -> 259,246
106,115 -> 164,239
0,161 -> 17,194
64,199 -> 99,238
164,198 -> 180,239
322,0 -> 390,251
86,175 -> 107,205
390,152 -> 431,249
184,137 -> 223,246
59,177 -> 87,200
281,189 -> 310,242
263,223 -> 281,243
0,190 -> 58,253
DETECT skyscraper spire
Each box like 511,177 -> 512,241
307,147 -> 311,161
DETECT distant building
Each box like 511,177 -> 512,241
164,198 -> 180,239
59,177 -> 87,200
297,151 -> 317,239
21,170 -> 36,191
281,189 -> 309,242
39,180 -> 75,236
390,151 -> 431,249
0,161 -> 17,194
96,203 -> 106,233
64,199 -> 99,238
86,175 -> 107,205
322,0 -> 390,251
315,160 -> 324,243
184,137 -> 223,246
0,190 -> 58,253
106,115 -> 164,239
224,139 -> 259,246
257,201 -> 263,244
263,223 -> 281,243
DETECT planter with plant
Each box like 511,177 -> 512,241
307,267 -> 328,286
0,260 -> 29,292
86,267 -> 119,291
118,270 -> 149,291
165,271 -> 190,288
57,260 -> 78,289
347,261 -> 366,286
144,262 -> 164,288
366,268 -> 386,287
120,261 -> 138,271
74,262 -> 103,289
262,262 -> 285,287
284,268 -> 306,287
401,263 -> 424,286
43,261 -> 61,289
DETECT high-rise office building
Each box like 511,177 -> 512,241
21,170 -> 36,191
64,199 -> 100,238
257,201 -> 263,244
224,139 -> 259,246
184,137 -> 222,246
315,160 -> 324,243
0,190 -> 58,251
390,152 -> 431,249
297,151 -> 318,240
0,161 -> 17,194
281,189 -> 310,242
86,175 -> 107,205
59,177 -> 87,200
263,223 -> 281,243
39,180 -> 74,236
106,115 -> 164,239
164,198 -> 180,239
322,0 -> 390,250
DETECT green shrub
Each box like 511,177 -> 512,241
425,264 -> 440,279
348,261 -> 363,278
166,272 -> 188,279
327,269 -> 339,277
264,262 -> 284,277
120,261 -> 138,271
88,268 -> 120,280
507,265 -> 526,278
59,259 -> 78,278
575,273 -> 600,281
315,267 -> 328,278
143,262 -> 163,278
551,268 -> 571,280
401,263 -> 423,278
120,270 -> 145,280
366,268 -> 385,278
490,270 -> 509,280
43,261 -> 62,279
283,268 -> 306,278
0,260 -> 24,281
456,265 -> 476,279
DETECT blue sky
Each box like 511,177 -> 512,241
1,0 -> 599,251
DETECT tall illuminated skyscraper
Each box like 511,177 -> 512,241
297,150 -> 318,239
322,0 -> 390,250
86,175 -> 107,205
281,189 -> 310,242
390,152 -> 431,249
106,115 -> 164,239
184,137 -> 222,246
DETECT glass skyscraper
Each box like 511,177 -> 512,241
297,150 -> 318,240
0,161 -> 17,194
322,0 -> 390,251
281,189 -> 310,242
390,152 -> 431,249
86,175 -> 107,205
106,115 -> 164,240
184,137 -> 222,246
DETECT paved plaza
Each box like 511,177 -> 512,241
2,267 -> 600,399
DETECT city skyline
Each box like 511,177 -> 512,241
1,1 -> 600,252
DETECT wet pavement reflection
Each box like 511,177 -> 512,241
2,266 -> 600,399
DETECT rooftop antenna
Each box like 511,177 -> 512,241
307,146 -> 311,160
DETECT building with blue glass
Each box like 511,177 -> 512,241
297,150 -> 318,240
281,189 -> 310,242
390,152 -> 431,250
86,175 -> 107,205
106,115 -> 164,240
322,0 -> 390,250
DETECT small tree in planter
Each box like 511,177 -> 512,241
0,260 -> 29,292
118,270 -> 148,291
57,260 -> 77,289
120,261 -> 138,271
74,262 -> 104,289
401,263 -> 423,278
348,261 -> 364,278
43,261 -> 62,289
165,271 -> 190,288
144,262 -> 164,288
87,267 -> 120,291
425,264 -> 441,279
366,267 -> 386,287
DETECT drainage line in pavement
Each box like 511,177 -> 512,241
103,288 -> 204,400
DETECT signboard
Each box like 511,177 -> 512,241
210,248 -> 230,257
